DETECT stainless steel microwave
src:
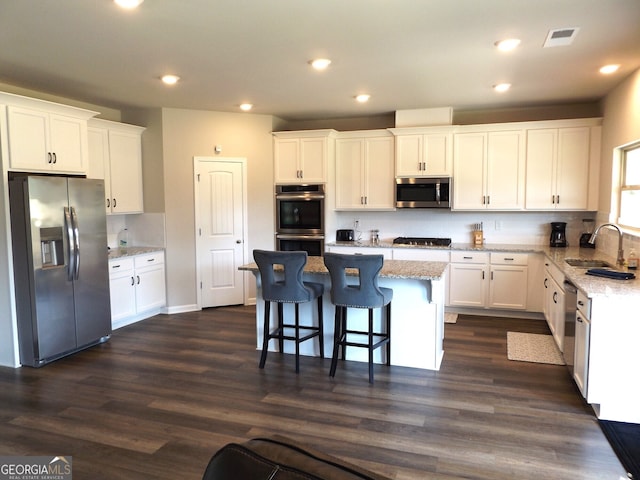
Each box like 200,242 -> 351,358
396,177 -> 451,208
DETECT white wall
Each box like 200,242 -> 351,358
158,108 -> 275,310
595,68 -> 640,258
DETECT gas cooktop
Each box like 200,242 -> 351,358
392,237 -> 452,247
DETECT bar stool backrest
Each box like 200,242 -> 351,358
323,253 -> 386,308
253,250 -> 312,303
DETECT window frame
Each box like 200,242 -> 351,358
617,140 -> 640,231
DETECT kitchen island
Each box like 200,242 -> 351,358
239,256 -> 448,371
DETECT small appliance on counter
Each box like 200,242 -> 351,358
579,219 -> 596,248
550,222 -> 568,247
336,229 -> 354,242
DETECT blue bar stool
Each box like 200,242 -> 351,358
253,250 -> 324,373
323,253 -> 392,384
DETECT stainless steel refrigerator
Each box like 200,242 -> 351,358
9,175 -> 111,367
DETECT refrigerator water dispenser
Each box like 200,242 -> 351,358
40,227 -> 64,268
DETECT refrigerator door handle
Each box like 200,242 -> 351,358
64,207 -> 76,282
70,206 -> 81,280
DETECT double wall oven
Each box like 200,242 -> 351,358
275,184 -> 324,256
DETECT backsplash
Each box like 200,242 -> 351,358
332,210 -> 596,246
106,213 -> 166,249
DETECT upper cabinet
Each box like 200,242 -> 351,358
525,124 -> 601,210
88,118 -> 145,215
453,129 -> 524,210
3,94 -> 97,174
335,131 -> 395,210
389,128 -> 453,177
273,130 -> 336,184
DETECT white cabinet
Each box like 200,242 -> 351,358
108,257 -> 137,325
488,253 -> 528,310
88,119 -> 145,214
525,126 -> 596,210
453,130 -> 524,210
273,130 -> 336,184
390,128 -> 453,176
335,132 -> 395,210
448,251 -> 490,307
543,261 -> 565,350
108,251 -> 166,329
6,102 -> 95,174
574,291 -> 591,398
449,251 -> 528,310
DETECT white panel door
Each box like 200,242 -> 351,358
196,158 -> 246,307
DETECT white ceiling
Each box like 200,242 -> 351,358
1,0 -> 639,121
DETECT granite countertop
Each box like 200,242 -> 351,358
239,255 -> 448,281
328,240 -> 640,298
108,246 -> 165,259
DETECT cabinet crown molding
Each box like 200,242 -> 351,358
0,90 -> 98,120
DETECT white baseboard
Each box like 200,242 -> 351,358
163,304 -> 200,314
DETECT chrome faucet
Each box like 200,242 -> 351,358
589,223 -> 625,266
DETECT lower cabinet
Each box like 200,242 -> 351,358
574,290 -> 591,398
108,251 -> 166,329
543,260 -> 566,351
449,251 -> 528,310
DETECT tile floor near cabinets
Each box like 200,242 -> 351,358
0,308 -> 626,480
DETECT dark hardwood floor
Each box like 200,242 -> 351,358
0,307 -> 626,479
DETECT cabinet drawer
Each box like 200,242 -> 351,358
451,251 -> 489,264
134,252 -> 164,269
490,252 -> 528,266
577,290 -> 591,319
108,257 -> 134,276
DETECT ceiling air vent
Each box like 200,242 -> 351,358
543,27 -> 580,47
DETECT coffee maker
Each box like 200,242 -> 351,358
550,222 -> 567,247
579,219 -> 596,248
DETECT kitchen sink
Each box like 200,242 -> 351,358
565,258 -> 615,268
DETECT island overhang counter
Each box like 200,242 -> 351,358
239,256 -> 448,371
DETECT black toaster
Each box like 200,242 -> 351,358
336,229 -> 354,241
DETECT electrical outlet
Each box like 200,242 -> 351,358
354,219 -> 360,229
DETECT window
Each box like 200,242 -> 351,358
619,142 -> 640,229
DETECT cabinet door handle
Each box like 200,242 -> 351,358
106,198 -> 110,208
147,258 -> 155,262
577,317 -> 584,323
504,257 -> 515,261
544,278 -> 548,288
553,291 -> 558,304
486,195 -> 490,205
137,275 -> 141,284
364,196 -> 368,205
463,256 -> 473,260
131,276 -> 135,286
556,195 -> 560,204
52,152 -> 57,164
47,152 -> 53,164
113,198 -> 117,208
578,300 -> 584,306
482,271 -> 485,280
490,271 -> 494,280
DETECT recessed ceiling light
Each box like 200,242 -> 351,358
310,58 -> 331,71
239,103 -> 253,111
493,83 -> 511,93
495,38 -> 521,52
355,94 -> 370,103
599,64 -> 621,75
114,0 -> 144,9
161,75 -> 180,85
